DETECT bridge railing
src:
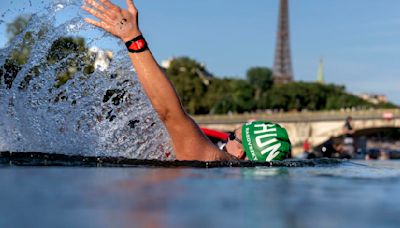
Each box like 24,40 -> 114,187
194,109 -> 400,124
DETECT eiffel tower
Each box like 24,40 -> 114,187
272,0 -> 294,84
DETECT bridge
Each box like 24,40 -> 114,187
195,109 -> 400,156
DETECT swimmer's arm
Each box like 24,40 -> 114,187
127,51 -> 234,161
126,48 -> 233,161
82,0 -> 234,161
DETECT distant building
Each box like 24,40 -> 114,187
161,57 -> 214,85
88,47 -> 113,71
359,93 -> 388,104
161,57 -> 174,69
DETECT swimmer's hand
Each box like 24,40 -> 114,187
82,0 -> 141,42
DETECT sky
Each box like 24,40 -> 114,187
1,0 -> 399,104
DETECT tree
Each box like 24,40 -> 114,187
1,16 -> 32,89
2,15 -> 94,90
262,82 -> 381,111
246,67 -> 273,101
6,15 -> 33,66
228,79 -> 255,113
166,57 -> 209,114
0,58 -> 22,89
6,15 -> 31,41
203,78 -> 232,114
46,37 -> 94,88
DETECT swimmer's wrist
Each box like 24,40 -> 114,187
122,30 -> 142,43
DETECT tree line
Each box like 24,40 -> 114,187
166,57 -> 396,115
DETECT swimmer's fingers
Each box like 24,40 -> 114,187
126,0 -> 137,14
99,0 -> 121,13
84,18 -> 111,31
82,5 -> 114,24
84,0 -> 115,19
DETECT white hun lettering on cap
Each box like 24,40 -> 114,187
264,144 -> 281,161
254,123 -> 276,134
254,123 -> 282,161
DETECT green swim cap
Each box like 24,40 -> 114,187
241,121 -> 291,162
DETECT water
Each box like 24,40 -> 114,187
1,3 -> 400,227
0,0 -> 173,159
1,160 -> 400,228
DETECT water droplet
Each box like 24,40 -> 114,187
54,4 -> 64,12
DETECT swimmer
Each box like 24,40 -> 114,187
82,0 -> 291,161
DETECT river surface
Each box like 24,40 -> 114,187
1,160 -> 400,228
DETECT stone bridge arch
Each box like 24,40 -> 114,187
273,118 -> 400,155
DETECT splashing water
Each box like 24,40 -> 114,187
0,0 -> 174,160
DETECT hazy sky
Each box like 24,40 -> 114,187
1,0 -> 399,104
